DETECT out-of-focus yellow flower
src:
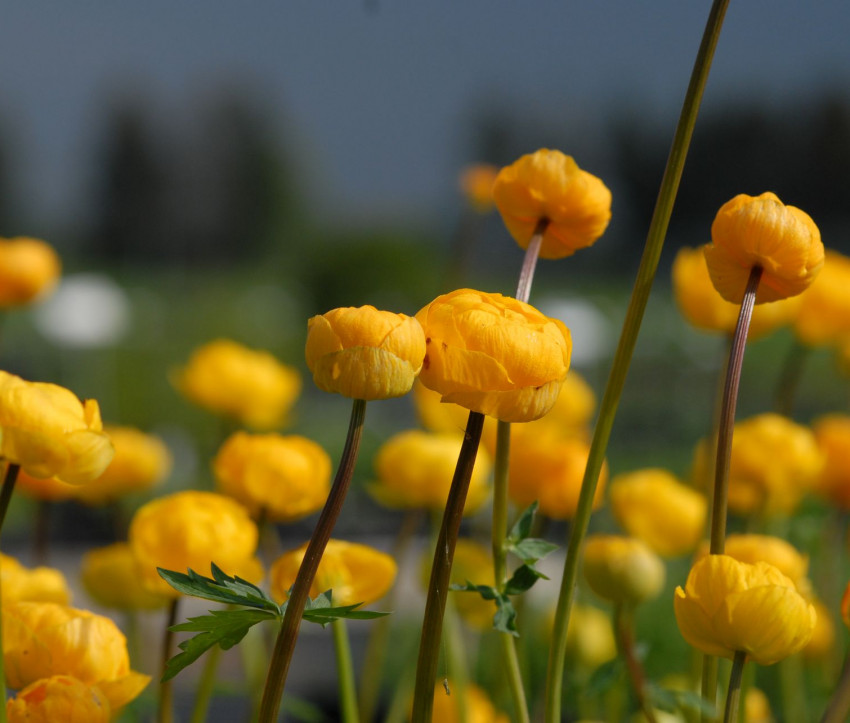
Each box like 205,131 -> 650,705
564,604 -> 617,670
81,543 -> 169,611
0,553 -> 70,604
459,164 -> 499,213
445,539 -> 495,630
305,306 -> 425,401
6,675 -> 111,723
744,687 -> 774,723
812,414 -> 850,509
691,413 -> 823,516
803,598 -> 835,661
173,339 -> 301,429
412,380 -> 471,434
704,192 -> 823,304
213,431 -> 331,522
13,468 -> 77,501
0,237 -> 61,307
0,371 -> 113,485
429,682 -> 509,723
128,491 -> 261,598
269,539 -> 396,607
509,433 -> 605,520
492,149 -> 611,260
609,469 -> 706,558
583,535 -> 665,606
672,246 -> 800,339
73,425 -> 171,505
370,429 -> 491,514
2,602 -> 150,709
416,289 -> 571,423
793,250 -> 850,346
674,554 -> 816,665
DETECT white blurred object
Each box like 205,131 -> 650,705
537,296 -> 613,366
33,273 -> 131,348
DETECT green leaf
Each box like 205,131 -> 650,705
510,537 -> 558,564
163,608 -> 276,682
157,567 -> 280,613
503,564 -> 548,595
507,501 -> 539,544
301,594 -> 390,627
449,581 -> 500,600
491,595 -> 518,636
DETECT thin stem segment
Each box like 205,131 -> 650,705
332,618 -> 359,723
158,597 -> 180,723
722,651 -> 747,723
614,604 -> 657,723
515,219 -> 547,304
821,651 -> 850,723
259,398 -> 367,723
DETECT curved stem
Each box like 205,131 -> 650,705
259,398 -> 367,723
722,651 -> 747,723
190,642 -> 221,723
543,3 -> 730,721
332,618 -> 359,723
158,597 -> 180,723
411,411 -> 485,722
614,604 -> 657,723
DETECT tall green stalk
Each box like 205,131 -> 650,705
332,619 -> 359,723
543,2 -> 731,720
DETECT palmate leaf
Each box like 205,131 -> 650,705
157,565 -> 280,613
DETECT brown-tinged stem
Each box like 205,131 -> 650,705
515,219 -> 547,304
411,410 -> 485,722
614,604 -> 657,723
544,3 -> 730,720
158,597 -> 180,723
258,398 -> 367,723
822,651 -> 850,723
722,651 -> 747,723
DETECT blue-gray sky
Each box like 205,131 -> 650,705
1,2 -> 848,229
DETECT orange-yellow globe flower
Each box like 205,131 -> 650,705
492,149 -> 612,259
0,237 -> 61,307
563,604 -> 617,670
459,163 -> 499,213
173,339 -> 301,429
803,598 -> 835,661
704,192 -> 824,304
81,543 -> 169,611
430,682 -> 509,723
370,429 -> 492,514
213,431 -> 331,522
6,675 -> 111,723
813,413 -> 850,509
793,250 -> 850,346
674,554 -> 816,665
128,490 -> 261,597
0,371 -> 113,485
13,469 -> 77,501
744,688 -> 774,723
2,602 -> 150,709
0,553 -> 71,604
305,305 -> 425,401
416,289 -> 571,423
269,539 -> 396,607
609,468 -> 706,558
583,535 -> 665,606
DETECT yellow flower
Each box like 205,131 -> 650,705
793,250 -> 850,346
0,237 -> 61,307
492,149 -> 612,259
691,413 -> 823,516
564,604 -> 617,670
80,543 -> 169,611
674,554 -> 816,665
509,433 -> 605,520
269,539 -> 396,607
173,339 -> 301,429
2,602 -> 150,708
416,289 -> 571,423
813,413 -> 850,509
609,468 -> 706,558
583,535 -> 665,605
744,687 -> 774,723
6,675 -> 111,723
128,491 -> 261,597
704,192 -> 824,304
73,425 -> 171,505
459,164 -> 499,213
213,431 -> 331,522
672,246 -> 800,339
803,598 -> 835,661
370,429 -> 491,514
429,683 -> 509,723
0,371 -> 113,485
13,469 -> 77,501
0,554 -> 71,604
305,306 -> 425,401
445,539 -> 495,630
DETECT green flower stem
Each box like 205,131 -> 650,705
411,410 -> 485,722
701,657 -> 719,723
0,462 -> 19,723
332,618 -> 359,723
774,339 -> 809,417
442,602 -> 470,723
543,3 -> 730,721
158,597 -> 180,723
779,654 -> 807,723
821,651 -> 850,723
722,651 -> 747,723
189,641 -> 222,723
259,398 -> 367,723
614,604 -> 657,723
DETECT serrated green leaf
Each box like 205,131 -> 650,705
507,501 -> 539,544
584,658 -> 625,698
303,590 -> 334,610
492,595 -> 518,636
301,597 -> 390,627
449,581 -> 500,601
503,564 -> 548,595
510,537 -> 558,564
157,567 -> 279,612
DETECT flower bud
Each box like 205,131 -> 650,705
583,535 -> 665,606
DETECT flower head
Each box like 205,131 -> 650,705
416,289 -> 571,423
813,413 -> 850,508
0,371 -> 113,485
583,535 -> 665,605
0,237 -> 61,307
709,534 -> 810,596
173,339 -> 301,429
793,250 -> 850,346
563,604 -> 617,670
459,164 -> 499,213
6,675 -> 111,723
704,192 -> 824,304
81,543 -> 169,611
674,554 -> 816,665
305,306 -> 425,401
0,554 -> 71,604
493,149 -> 612,259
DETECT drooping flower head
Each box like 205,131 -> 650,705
0,237 -> 61,307
305,305 -> 425,401
416,289 -> 571,423
704,192 -> 824,304
493,149 -> 612,259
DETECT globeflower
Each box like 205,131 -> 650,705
6,675 -> 111,723
674,554 -> 816,665
81,543 -> 169,611
13,469 -> 77,501
459,163 -> 499,213
563,604 -> 617,670
0,371 -> 113,485
173,339 -> 301,429
813,414 -> 850,509
0,553 -> 71,604
583,535 -> 665,606
0,236 -> 61,307
305,305 -> 425,400
416,289 -> 571,423
492,149 -> 612,259
793,249 -> 850,346
213,431 -> 331,521
704,192 -> 824,304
